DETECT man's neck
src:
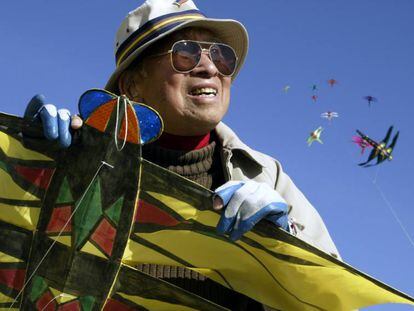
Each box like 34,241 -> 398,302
156,132 -> 211,151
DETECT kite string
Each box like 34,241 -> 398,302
347,148 -> 414,250
9,161 -> 114,309
362,168 -> 414,249
114,96 -> 131,151
372,165 -> 380,184
40,294 -> 71,311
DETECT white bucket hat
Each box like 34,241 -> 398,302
105,0 -> 249,93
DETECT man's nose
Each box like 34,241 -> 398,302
191,51 -> 219,77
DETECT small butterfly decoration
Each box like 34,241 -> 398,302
78,89 -> 163,146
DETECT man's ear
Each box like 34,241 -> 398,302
118,70 -> 143,102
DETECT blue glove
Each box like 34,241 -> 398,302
24,94 -> 80,148
215,180 -> 289,241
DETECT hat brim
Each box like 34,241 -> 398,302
105,18 -> 248,93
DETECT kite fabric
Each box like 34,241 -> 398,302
307,127 -> 324,146
356,126 -> 399,167
0,89 -> 413,310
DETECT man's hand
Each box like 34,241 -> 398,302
24,94 -> 83,148
214,180 -> 289,241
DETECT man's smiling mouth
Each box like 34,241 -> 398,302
189,87 -> 218,97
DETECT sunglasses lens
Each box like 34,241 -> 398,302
171,41 -> 201,72
210,44 -> 237,76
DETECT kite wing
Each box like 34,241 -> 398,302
387,130 -> 399,152
381,126 -> 394,146
0,90 -> 413,310
1,90 -> 220,311
359,146 -> 378,166
306,136 -> 315,146
357,127 -> 399,167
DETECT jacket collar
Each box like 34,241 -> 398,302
214,122 -> 267,168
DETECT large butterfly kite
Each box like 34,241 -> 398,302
0,90 -> 412,310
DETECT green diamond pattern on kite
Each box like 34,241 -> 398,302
28,275 -> 96,311
105,196 -> 124,226
55,177 -> 74,204
74,178 -> 105,250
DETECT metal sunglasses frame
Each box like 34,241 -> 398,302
149,40 -> 238,77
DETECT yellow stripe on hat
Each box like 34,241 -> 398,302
116,14 -> 204,67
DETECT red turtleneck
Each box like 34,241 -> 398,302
156,132 -> 211,151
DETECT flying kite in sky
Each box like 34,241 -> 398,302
311,84 -> 318,91
311,95 -> 318,103
356,126 -> 399,167
352,135 -> 373,154
321,111 -> 339,123
328,79 -> 338,87
283,85 -> 291,93
307,126 -> 323,146
363,96 -> 377,107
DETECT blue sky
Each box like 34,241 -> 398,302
1,1 -> 413,310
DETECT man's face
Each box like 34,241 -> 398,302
124,28 -> 232,136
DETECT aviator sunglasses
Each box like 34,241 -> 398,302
151,40 -> 238,77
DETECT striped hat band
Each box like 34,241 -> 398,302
115,10 -> 205,67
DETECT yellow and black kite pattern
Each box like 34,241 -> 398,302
0,89 -> 413,311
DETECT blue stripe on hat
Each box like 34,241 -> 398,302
116,9 -> 205,66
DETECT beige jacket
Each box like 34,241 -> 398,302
215,122 -> 341,259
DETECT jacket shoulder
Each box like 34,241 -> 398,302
214,123 -> 341,258
214,122 -> 279,187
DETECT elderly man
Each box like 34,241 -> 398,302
25,0 -> 340,309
